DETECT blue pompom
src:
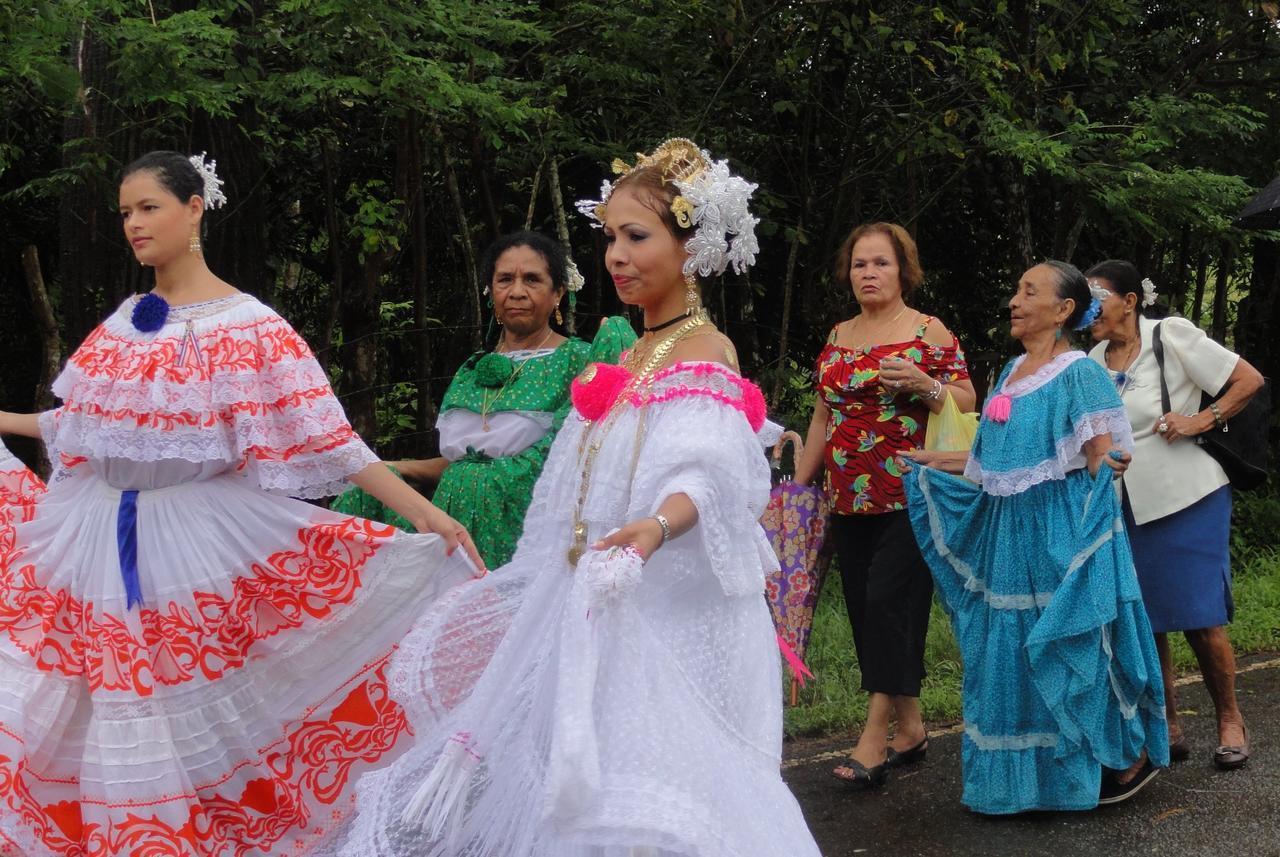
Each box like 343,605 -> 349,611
131,293 -> 170,333
1074,296 -> 1102,331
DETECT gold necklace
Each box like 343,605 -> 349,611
565,311 -> 709,566
480,328 -> 555,431
852,305 -> 911,350
1106,332 -> 1140,374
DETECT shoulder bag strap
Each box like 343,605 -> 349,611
1151,322 -> 1172,416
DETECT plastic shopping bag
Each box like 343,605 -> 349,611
924,391 -> 979,452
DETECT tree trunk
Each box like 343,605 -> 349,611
1190,244 -> 1210,322
1171,225 -> 1191,311
771,219 -> 804,404
317,136 -> 345,371
439,129 -> 483,349
524,157 -> 545,230
58,21 -> 117,344
1210,240 -> 1235,343
547,159 -> 576,336
407,116 -> 436,444
20,246 -> 60,477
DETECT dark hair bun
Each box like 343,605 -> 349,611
121,151 -> 205,204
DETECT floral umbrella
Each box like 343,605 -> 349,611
761,431 -> 833,705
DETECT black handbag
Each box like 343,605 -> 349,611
1151,322 -> 1271,491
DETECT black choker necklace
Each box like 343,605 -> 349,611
643,310 -> 691,333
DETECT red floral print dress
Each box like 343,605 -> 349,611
816,315 -> 969,515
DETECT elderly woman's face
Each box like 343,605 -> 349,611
849,232 -> 903,308
1009,264 -> 1072,342
1087,276 -> 1137,343
492,245 -> 562,337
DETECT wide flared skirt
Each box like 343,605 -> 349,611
0,460 -> 475,856
319,539 -> 821,857
904,465 -> 1168,815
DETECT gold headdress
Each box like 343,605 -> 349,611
576,138 -> 759,277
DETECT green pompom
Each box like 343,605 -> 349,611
474,352 -> 516,388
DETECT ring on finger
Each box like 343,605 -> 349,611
1157,421 -> 1169,434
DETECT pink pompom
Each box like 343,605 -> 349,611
571,362 -> 632,421
984,393 -> 1013,423
740,379 -> 768,432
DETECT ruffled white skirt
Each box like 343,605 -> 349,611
0,455 -> 474,857
320,525 -> 820,857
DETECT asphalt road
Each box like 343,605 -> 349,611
782,655 -> 1280,857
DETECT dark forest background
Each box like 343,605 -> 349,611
3,0 -> 1279,467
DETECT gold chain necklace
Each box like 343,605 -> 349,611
480,328 -> 555,431
565,311 -> 709,566
852,305 -> 910,350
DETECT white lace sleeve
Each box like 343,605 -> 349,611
629,367 -> 777,597
227,310 -> 379,498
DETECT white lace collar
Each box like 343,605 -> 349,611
123,292 -> 257,325
1000,350 -> 1084,398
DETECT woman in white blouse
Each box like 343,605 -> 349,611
1087,259 -> 1264,771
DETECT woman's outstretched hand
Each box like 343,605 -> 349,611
900,449 -> 969,475
413,504 -> 487,574
593,518 -> 664,561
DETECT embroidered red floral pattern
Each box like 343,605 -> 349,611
1,517 -> 393,696
1,662 -> 408,857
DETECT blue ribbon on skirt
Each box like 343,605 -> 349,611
116,489 -> 143,609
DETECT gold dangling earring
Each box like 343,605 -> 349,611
554,305 -> 564,326
684,274 -> 700,314
189,226 -> 202,255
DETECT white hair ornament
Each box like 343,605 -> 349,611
1140,277 -> 1158,308
575,138 -> 760,278
188,152 -> 227,210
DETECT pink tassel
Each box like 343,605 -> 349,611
984,393 -> 1013,423
776,634 -> 814,687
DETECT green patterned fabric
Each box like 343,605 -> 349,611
330,317 -> 635,568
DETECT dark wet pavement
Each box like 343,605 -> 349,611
782,655 -> 1280,857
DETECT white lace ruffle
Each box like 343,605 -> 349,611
965,406 -> 1133,497
42,296 -> 377,496
998,351 -> 1086,398
51,358 -> 334,413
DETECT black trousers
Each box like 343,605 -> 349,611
829,510 -> 933,697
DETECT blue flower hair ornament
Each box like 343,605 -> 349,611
131,293 -> 171,333
1073,296 -> 1102,331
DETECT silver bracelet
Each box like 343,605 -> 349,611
925,379 -> 944,400
651,513 -> 672,545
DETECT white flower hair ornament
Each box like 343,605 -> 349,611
564,258 -> 586,293
1140,277 -> 1158,308
575,138 -> 760,278
188,152 -> 227,210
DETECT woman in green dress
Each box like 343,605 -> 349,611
332,231 -> 634,568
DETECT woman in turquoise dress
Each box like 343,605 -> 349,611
902,260 -> 1168,814
333,231 -> 634,568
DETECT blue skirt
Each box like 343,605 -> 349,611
1123,485 -> 1233,633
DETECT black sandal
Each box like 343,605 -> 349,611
831,757 -> 888,790
885,737 -> 929,768
1098,757 -> 1159,805
1169,733 -> 1191,762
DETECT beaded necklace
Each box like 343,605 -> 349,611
565,311 -> 709,566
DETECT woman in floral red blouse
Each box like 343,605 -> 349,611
794,222 -> 974,790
